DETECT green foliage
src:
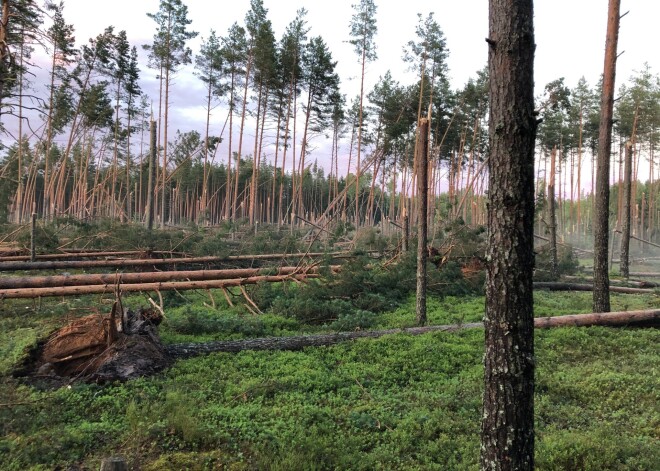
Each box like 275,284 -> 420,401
0,293 -> 658,469
534,243 -> 580,281
16,222 -> 60,253
161,304 -> 299,343
270,253 -> 477,327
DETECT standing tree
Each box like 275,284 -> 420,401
593,0 -> 621,313
295,36 -> 339,219
220,22 -> 247,220
0,0 -> 41,126
42,0 -> 76,219
348,0 -> 377,226
195,30 -> 225,222
481,0 -> 537,469
144,0 -> 198,226
248,10 -> 276,225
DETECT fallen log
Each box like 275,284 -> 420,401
0,274 -> 316,299
167,309 -> 660,359
533,310 -> 660,328
20,309 -> 658,383
0,250 -> 187,262
0,265 -> 339,290
562,276 -> 660,288
533,282 -> 654,294
0,251 -> 361,272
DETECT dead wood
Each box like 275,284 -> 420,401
0,265 -> 338,290
0,274 -> 317,299
533,282 -> 654,294
0,251 -> 360,272
18,309 -> 658,384
167,309 -> 659,359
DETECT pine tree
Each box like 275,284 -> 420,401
295,36 -> 339,219
195,30 -> 225,223
0,0 -> 41,122
42,1 -> 76,219
593,0 -> 621,313
481,0 -> 537,468
349,0 -> 377,226
248,9 -> 276,224
144,0 -> 198,226
220,22 -> 247,220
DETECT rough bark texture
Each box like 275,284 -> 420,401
416,118 -> 429,325
482,1 -> 537,469
593,0 -> 621,312
620,141 -> 633,278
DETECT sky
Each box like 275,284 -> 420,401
3,0 -> 658,179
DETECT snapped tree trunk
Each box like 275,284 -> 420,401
482,1 -> 537,469
416,118 -> 429,326
548,146 -> 559,280
620,141 -> 633,278
144,120 -> 157,231
593,0 -> 621,312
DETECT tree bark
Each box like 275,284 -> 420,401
593,0 -> 621,313
416,118 -> 429,326
620,141 -> 633,278
482,1 -> 537,469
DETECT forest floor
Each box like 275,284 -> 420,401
1,290 -> 658,470
0,221 -> 658,470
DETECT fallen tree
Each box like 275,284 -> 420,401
562,276 -> 660,289
0,273 -> 317,299
533,282 -> 654,294
0,251 -> 362,272
0,266 -> 339,290
0,250 -> 186,262
18,309 -> 659,383
167,309 -> 660,359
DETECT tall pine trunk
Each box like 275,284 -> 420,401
481,1 -> 537,469
593,0 -> 621,313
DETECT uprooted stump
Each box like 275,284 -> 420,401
17,306 -> 171,384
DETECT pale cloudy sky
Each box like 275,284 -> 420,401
4,0 -> 657,175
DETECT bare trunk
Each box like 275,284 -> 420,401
416,118 -> 429,326
593,0 -> 621,313
548,146 -> 559,280
620,141 -> 633,277
481,1 -> 537,469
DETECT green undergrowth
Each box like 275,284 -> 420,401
1,290 -> 658,470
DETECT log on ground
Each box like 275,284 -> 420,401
533,282 -> 654,294
0,274 -> 317,299
167,309 -> 660,359
0,265 -> 338,290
